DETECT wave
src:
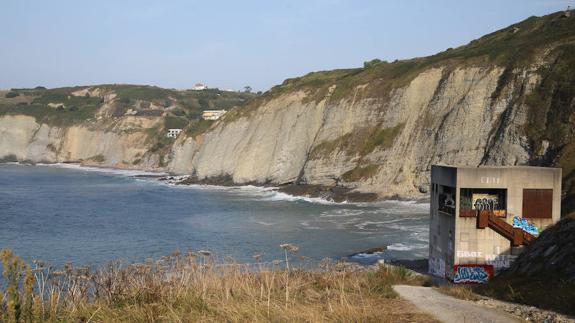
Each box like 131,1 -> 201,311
162,182 -> 341,205
319,209 -> 366,217
349,251 -> 385,260
387,243 -> 428,251
36,163 -> 168,177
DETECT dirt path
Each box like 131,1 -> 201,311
393,285 -> 522,323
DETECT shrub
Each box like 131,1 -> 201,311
5,91 -> 19,98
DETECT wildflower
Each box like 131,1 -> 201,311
279,243 -> 299,252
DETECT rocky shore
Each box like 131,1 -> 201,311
158,175 -> 383,203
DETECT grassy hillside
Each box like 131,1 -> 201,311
0,85 -> 256,128
0,250 -> 433,322
257,10 -> 575,105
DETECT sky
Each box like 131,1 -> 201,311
1,0 -> 573,91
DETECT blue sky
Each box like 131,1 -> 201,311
1,0 -> 573,91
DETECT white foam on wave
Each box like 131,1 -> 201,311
160,181 -> 343,205
387,243 -> 428,251
37,163 -> 168,177
251,220 -> 275,226
261,191 -> 342,205
350,251 -> 385,259
320,209 -> 365,217
299,221 -> 322,230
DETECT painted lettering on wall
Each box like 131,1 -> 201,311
480,177 -> 500,184
512,216 -> 539,236
485,254 -> 517,270
453,265 -> 494,284
456,251 -> 482,258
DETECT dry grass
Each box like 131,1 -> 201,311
0,249 -> 435,322
435,285 -> 482,301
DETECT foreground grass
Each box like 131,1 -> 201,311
435,285 -> 482,302
0,249 -> 434,322
477,275 -> 575,316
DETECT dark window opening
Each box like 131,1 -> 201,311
438,185 -> 456,215
460,188 -> 507,217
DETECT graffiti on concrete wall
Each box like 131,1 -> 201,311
512,216 -> 539,236
456,250 -> 482,258
485,254 -> 517,270
472,193 -> 506,217
472,194 -> 499,211
453,265 -> 494,284
429,257 -> 446,277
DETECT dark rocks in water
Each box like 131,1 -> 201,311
349,246 -> 387,257
178,174 -> 236,186
162,176 -> 379,203
278,184 -> 379,203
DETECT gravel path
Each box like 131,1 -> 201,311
393,285 -> 522,323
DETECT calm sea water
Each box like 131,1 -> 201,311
0,164 -> 429,267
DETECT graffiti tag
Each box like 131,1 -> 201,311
512,217 -> 539,236
453,265 -> 493,284
485,254 -> 517,270
473,197 -> 499,211
428,257 -> 446,278
457,251 -> 482,258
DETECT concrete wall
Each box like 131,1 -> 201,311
429,166 -> 457,277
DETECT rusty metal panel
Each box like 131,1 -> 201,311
523,189 -> 553,219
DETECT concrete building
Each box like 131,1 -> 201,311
429,165 -> 561,283
202,110 -> 226,121
166,128 -> 182,138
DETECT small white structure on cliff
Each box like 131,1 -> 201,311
202,110 -> 226,120
192,83 -> 208,90
166,128 -> 182,138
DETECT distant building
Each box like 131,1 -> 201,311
166,128 -> 182,138
202,110 -> 226,120
192,83 -> 208,91
429,165 -> 561,283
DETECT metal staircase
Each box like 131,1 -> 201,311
476,211 -> 536,246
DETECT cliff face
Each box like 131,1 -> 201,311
168,66 -> 537,198
168,11 -> 575,206
2,11 -> 575,209
0,115 -> 162,169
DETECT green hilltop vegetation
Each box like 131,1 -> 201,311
258,9 -> 575,104
0,84 -> 257,128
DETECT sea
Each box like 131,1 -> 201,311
0,163 -> 429,268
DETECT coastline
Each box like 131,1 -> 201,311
1,161 -> 431,205
162,173 -> 430,204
